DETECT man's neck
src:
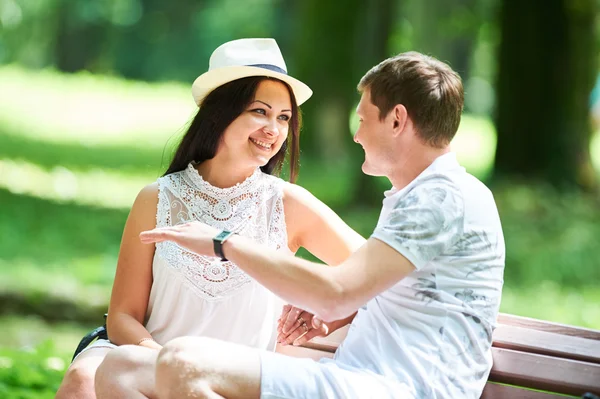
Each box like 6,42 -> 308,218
388,146 -> 450,190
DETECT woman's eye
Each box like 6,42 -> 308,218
251,108 -> 266,115
278,114 -> 290,121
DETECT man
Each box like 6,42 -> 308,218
98,51 -> 504,398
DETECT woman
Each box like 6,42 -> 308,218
56,38 -> 364,398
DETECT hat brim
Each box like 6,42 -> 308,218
191,66 -> 312,106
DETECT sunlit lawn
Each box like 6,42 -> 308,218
0,64 -> 599,347
0,316 -> 93,398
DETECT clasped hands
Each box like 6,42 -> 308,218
277,304 -> 333,346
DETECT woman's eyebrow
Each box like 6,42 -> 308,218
252,100 -> 272,109
251,100 -> 292,113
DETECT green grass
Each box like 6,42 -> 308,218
494,183 -> 600,287
500,283 -> 600,329
0,343 -> 66,399
0,65 -> 196,147
0,317 -> 93,399
0,316 -> 93,356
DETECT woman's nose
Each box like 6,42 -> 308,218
264,119 -> 279,136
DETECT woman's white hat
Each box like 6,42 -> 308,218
191,38 -> 312,106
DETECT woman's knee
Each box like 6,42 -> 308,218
57,363 -> 96,397
56,350 -> 108,399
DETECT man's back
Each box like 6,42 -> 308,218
336,153 -> 505,398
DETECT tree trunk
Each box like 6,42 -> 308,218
290,0 -> 397,205
291,0 -> 363,162
494,0 -> 597,190
54,0 -> 107,72
351,0 -> 398,205
408,0 -> 478,83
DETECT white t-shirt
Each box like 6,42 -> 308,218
335,152 -> 505,398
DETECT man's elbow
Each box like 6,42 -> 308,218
313,286 -> 353,322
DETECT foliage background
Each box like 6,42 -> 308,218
1,0 -> 599,396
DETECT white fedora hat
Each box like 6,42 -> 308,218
191,38 -> 312,106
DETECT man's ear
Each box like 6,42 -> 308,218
391,104 -> 407,136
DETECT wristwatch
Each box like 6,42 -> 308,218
213,230 -> 235,261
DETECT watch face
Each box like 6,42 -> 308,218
215,230 -> 232,241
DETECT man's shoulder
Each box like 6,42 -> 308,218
398,172 -> 465,213
413,171 -> 463,190
412,167 -> 495,206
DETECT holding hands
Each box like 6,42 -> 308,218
277,304 -> 331,346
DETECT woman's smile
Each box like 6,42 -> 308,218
250,137 -> 274,151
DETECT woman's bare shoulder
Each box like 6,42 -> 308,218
129,182 -> 159,219
281,181 -> 319,208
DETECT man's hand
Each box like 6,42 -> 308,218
140,221 -> 219,257
277,304 -> 331,346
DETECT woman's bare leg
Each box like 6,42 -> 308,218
56,347 -> 112,399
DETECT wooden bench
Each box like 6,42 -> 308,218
275,313 -> 600,398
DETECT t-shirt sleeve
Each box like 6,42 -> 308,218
371,177 -> 464,269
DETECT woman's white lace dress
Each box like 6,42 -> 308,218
79,163 -> 289,355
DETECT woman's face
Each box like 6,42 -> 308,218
219,79 -> 292,167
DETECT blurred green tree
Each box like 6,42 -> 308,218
494,0 -> 598,190
403,0 -> 479,83
291,0 -> 397,205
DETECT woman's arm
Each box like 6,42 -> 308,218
279,183 -> 366,334
106,183 -> 162,350
283,182 -> 365,265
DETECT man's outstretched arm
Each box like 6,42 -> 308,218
140,222 -> 415,322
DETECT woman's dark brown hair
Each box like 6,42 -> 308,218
165,76 -> 302,182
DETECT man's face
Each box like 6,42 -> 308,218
354,90 -> 391,176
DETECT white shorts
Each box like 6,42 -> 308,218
259,350 -> 414,399
72,339 -> 116,362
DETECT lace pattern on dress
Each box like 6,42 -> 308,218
154,164 -> 288,301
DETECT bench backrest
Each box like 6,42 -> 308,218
275,313 -> 600,398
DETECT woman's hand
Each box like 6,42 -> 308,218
140,221 -> 219,257
138,338 -> 163,351
277,304 -> 331,346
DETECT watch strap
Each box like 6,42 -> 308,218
213,230 -> 235,261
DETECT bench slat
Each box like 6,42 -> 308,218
489,347 -> 600,397
498,314 -> 600,341
481,382 -> 576,399
306,326 -> 349,353
275,343 -> 334,361
493,324 -> 600,363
